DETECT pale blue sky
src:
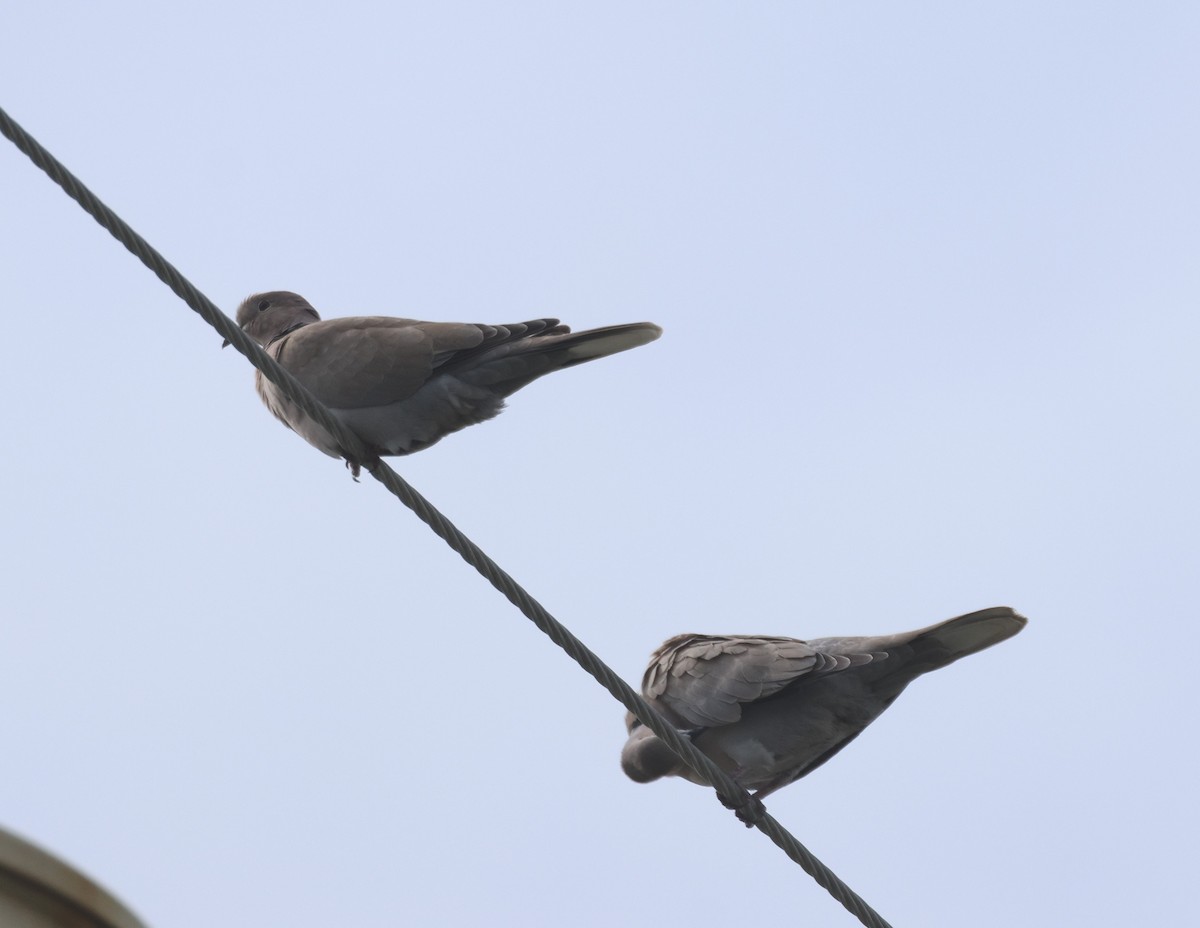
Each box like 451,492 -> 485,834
2,3 -> 1197,926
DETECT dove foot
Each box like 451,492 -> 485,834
717,791 -> 767,828
343,450 -> 383,481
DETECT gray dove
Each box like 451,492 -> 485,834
621,606 -> 1025,822
228,291 -> 662,473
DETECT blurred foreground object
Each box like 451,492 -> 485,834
0,826 -> 147,928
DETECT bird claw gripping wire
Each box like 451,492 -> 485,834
718,790 -> 767,828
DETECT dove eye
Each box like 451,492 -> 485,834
257,299 -> 271,312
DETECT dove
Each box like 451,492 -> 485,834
621,606 -> 1025,821
227,291 -> 662,473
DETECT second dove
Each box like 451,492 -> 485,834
622,607 -> 1026,815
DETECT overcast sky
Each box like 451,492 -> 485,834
2,3 -> 1197,927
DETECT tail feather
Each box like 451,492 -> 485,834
895,607 -> 1026,679
457,322 -> 662,395
918,606 -> 1027,663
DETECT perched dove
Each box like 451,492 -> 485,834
228,291 -> 662,472
621,606 -> 1026,822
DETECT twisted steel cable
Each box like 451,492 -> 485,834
1,103 -> 894,928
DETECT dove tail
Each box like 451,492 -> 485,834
459,322 -> 663,395
903,607 -> 1027,675
550,322 -> 664,363
919,607 -> 1026,658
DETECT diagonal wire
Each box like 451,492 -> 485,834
0,103 -> 894,928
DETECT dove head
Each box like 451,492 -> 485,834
620,713 -> 688,784
232,291 -> 321,347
